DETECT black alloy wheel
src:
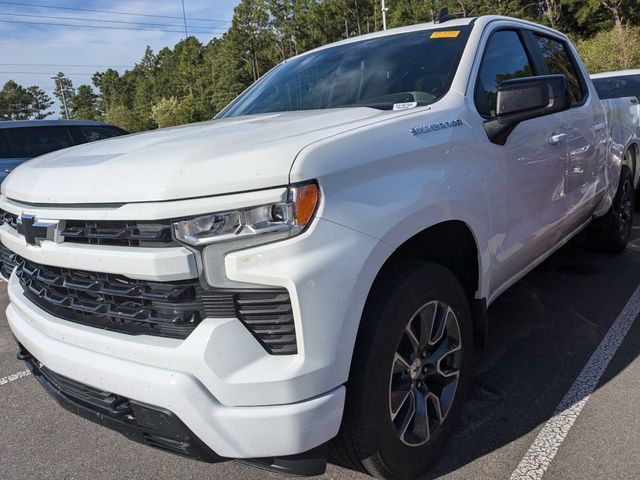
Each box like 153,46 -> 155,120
389,300 -> 462,447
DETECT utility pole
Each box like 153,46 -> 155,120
180,0 -> 188,37
381,0 -> 388,30
51,75 -> 70,119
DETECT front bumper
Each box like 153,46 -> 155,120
19,346 -> 223,462
7,276 -> 345,458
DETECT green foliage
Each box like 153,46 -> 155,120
2,0 -> 640,127
0,81 -> 53,120
150,97 -> 181,128
71,85 -> 101,120
577,25 -> 640,72
106,105 -> 136,132
25,86 -> 54,119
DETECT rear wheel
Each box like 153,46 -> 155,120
587,164 -> 634,254
330,260 -> 473,480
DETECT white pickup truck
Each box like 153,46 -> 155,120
1,14 -> 638,480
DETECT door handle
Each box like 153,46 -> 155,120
594,122 -> 607,131
547,133 -> 567,145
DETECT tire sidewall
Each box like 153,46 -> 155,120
357,263 -> 473,479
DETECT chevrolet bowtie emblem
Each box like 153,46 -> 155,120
17,213 -> 58,245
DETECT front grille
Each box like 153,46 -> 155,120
17,257 -> 207,339
0,210 -> 18,229
0,243 -> 17,278
61,220 -> 177,247
12,255 -> 297,354
0,209 -> 176,247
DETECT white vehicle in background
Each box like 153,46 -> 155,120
592,69 -> 640,102
1,13 -> 638,480
592,69 -> 640,199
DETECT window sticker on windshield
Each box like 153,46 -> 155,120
393,102 -> 418,111
430,31 -> 460,39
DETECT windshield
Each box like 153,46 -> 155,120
593,74 -> 640,101
219,27 -> 471,118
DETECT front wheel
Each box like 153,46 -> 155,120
587,165 -> 634,254
330,260 -> 473,480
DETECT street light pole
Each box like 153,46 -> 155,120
51,75 -> 70,119
381,0 -> 388,30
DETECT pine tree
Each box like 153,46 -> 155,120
26,86 -> 54,119
71,85 -> 100,120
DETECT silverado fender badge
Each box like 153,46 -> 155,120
410,119 -> 463,135
17,213 -> 58,245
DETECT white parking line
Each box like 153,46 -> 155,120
510,284 -> 640,480
0,369 -> 31,386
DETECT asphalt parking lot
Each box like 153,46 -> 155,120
1,216 -> 640,480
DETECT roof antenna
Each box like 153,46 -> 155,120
434,7 -> 457,23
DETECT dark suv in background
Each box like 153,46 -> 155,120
0,120 -> 127,182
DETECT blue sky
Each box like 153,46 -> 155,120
0,0 -> 236,117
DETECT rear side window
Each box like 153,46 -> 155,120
0,130 -> 12,159
475,30 -> 534,117
70,125 -> 127,145
2,126 -> 74,159
592,75 -> 640,101
534,34 -> 585,105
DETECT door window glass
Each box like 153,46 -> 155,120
3,126 -> 74,158
534,34 -> 585,105
475,30 -> 534,117
72,125 -> 127,144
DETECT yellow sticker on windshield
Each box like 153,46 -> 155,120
430,31 -> 460,39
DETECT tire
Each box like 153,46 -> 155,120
330,260 -> 473,480
586,165 -> 634,254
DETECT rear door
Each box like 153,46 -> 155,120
473,28 -> 569,294
531,32 -> 606,232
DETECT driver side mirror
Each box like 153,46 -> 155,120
484,74 -> 570,145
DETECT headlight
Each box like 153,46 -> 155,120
173,182 -> 319,247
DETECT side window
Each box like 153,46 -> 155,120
475,30 -> 534,117
71,126 -> 126,145
6,127 -> 74,158
0,130 -> 13,158
534,34 -> 585,106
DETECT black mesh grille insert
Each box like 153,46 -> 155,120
0,243 -> 17,278
0,210 -> 18,229
10,254 -> 297,354
17,257 -> 206,339
236,291 -> 297,355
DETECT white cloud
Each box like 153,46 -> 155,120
0,0 -> 235,118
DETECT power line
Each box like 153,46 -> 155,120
0,11 -> 225,32
0,19 -> 225,34
0,71 -> 97,75
0,1 -> 231,23
0,63 -> 133,68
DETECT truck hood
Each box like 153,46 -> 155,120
2,108 -> 382,204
